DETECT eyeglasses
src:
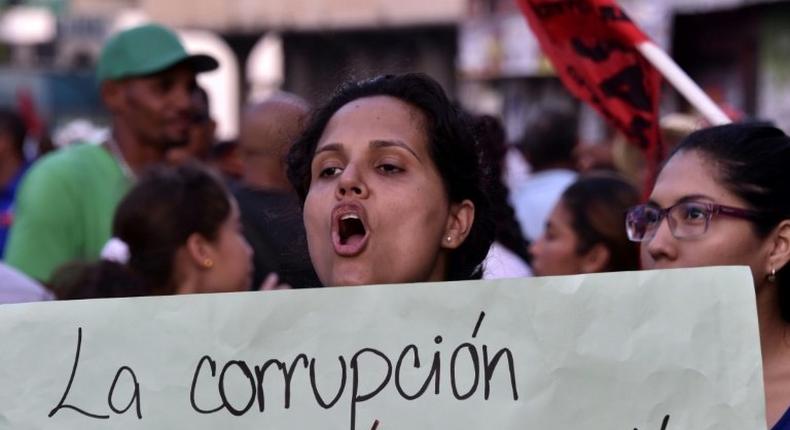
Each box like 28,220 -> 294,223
625,201 -> 760,242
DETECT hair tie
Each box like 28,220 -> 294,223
100,237 -> 130,264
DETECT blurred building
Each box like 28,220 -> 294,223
458,0 -> 790,140
2,0 -> 790,141
2,0 -> 464,140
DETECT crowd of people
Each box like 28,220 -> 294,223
1,22 -> 790,429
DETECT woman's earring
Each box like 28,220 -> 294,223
445,236 -> 452,243
768,267 -> 777,283
203,258 -> 214,269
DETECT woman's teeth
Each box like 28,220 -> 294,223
339,214 -> 366,245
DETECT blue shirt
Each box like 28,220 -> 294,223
774,406 -> 790,430
0,164 -> 28,258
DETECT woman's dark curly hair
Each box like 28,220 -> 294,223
287,73 -> 494,281
471,114 -> 531,265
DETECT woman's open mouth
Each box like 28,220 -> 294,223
332,205 -> 369,257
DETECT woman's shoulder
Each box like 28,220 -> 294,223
482,242 -> 532,280
773,406 -> 790,430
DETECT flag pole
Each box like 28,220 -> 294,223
636,41 -> 732,125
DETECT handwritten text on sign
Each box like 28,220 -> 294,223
0,267 -> 765,429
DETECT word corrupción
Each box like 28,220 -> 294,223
49,312 -> 519,430
189,311 -> 518,430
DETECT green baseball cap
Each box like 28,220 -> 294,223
97,23 -> 218,83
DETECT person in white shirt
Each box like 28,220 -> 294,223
510,108 -> 578,242
0,263 -> 52,304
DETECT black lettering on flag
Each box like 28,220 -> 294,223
571,38 -> 627,62
627,115 -> 652,149
532,2 -> 566,20
532,0 -> 592,20
599,65 -> 652,112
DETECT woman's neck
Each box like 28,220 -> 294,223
758,281 -> 790,360
174,278 -> 199,295
112,123 -> 167,175
757,280 -> 790,428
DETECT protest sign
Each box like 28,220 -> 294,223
0,266 -> 764,429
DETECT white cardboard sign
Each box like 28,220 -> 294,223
0,266 -> 765,430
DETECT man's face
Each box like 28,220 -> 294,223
114,63 -> 197,151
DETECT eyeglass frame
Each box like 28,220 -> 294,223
625,200 -> 762,242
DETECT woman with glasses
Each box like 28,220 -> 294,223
625,123 -> 790,430
530,174 -> 640,276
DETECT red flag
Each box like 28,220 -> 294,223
515,0 -> 662,171
16,88 -> 44,139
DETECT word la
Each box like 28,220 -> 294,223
49,327 -> 142,420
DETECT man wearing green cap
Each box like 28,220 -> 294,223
5,23 -> 219,283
